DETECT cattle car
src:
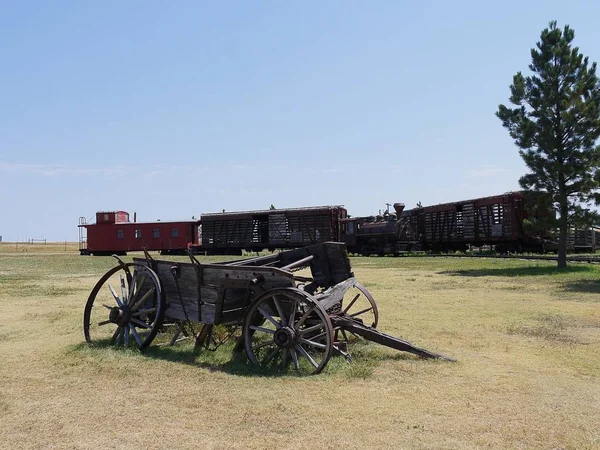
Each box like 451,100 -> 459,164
569,226 -> 600,253
405,192 -> 548,252
79,211 -> 199,256
199,205 -> 348,255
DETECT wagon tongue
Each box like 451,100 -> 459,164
331,316 -> 455,361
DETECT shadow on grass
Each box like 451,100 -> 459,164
562,280 -> 600,294
71,339 -> 341,377
144,343 -> 285,377
70,337 -> 442,377
74,339 -> 291,377
439,265 -> 595,278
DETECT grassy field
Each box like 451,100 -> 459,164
0,244 -> 599,449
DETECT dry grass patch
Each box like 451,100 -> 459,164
1,252 -> 599,449
507,312 -> 600,345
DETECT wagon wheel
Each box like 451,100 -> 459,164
331,281 -> 378,344
243,288 -> 334,375
83,262 -> 165,349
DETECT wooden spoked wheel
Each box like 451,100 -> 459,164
333,282 -> 378,343
83,263 -> 165,349
243,288 -> 334,375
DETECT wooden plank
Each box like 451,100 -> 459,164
200,264 -> 294,286
315,277 -> 356,311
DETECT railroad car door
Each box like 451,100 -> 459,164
268,213 -> 288,244
341,219 -> 358,248
253,214 -> 269,243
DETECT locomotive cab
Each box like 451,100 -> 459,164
340,217 -> 366,253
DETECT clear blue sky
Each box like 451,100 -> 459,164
1,1 -> 599,241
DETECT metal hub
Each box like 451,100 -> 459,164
108,306 -> 131,327
274,327 -> 296,348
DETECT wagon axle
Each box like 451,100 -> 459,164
107,306 -> 131,327
274,327 -> 297,349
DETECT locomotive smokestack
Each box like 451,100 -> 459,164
134,212 -> 137,223
393,203 -> 405,216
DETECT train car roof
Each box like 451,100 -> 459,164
201,205 -> 346,218
404,191 -> 525,213
79,220 -> 199,227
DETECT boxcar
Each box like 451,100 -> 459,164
405,192 -> 547,252
570,226 -> 600,252
199,205 -> 348,255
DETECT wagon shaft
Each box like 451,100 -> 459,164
330,316 -> 455,361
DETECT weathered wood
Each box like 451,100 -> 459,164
200,264 -> 294,287
325,242 -> 354,285
281,254 -> 314,271
133,257 -> 295,325
330,316 -> 455,361
315,277 -> 356,311
153,261 -> 200,322
221,253 -> 280,267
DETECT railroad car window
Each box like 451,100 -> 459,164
104,213 -> 109,221
135,229 -> 142,239
153,228 -> 160,238
171,227 -> 179,238
116,229 -> 124,239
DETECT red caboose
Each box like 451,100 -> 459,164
78,211 -> 199,255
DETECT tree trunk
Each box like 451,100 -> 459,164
557,212 -> 568,269
557,185 -> 568,269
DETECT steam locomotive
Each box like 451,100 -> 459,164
341,203 -> 418,255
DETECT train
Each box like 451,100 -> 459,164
78,192 -> 598,256
342,192 -> 598,254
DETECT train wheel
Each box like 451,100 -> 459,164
83,262 -> 165,349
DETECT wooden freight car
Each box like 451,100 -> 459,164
569,226 -> 600,253
199,205 -> 348,255
78,211 -> 199,256
405,192 -> 549,252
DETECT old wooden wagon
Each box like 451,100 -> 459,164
83,242 -> 452,374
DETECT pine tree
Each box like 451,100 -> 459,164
497,21 -> 600,268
